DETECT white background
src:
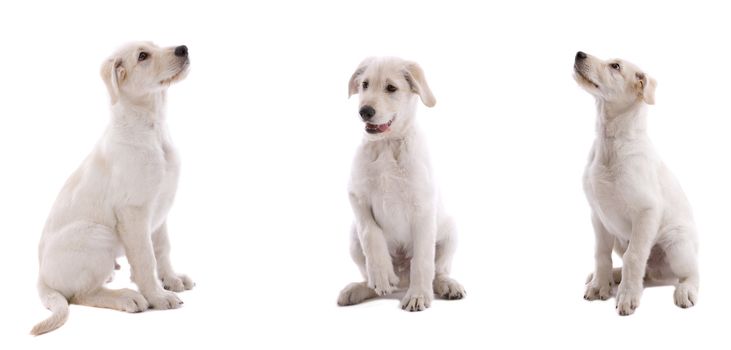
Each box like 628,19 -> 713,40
1,0 -> 729,348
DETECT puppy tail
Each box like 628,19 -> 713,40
30,283 -> 69,336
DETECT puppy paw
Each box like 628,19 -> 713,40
584,278 -> 612,301
615,283 -> 642,316
117,289 -> 149,313
367,266 -> 399,296
674,284 -> 698,309
401,288 -> 433,312
337,282 -> 377,306
433,277 -> 466,300
145,290 -> 183,310
161,273 -> 195,292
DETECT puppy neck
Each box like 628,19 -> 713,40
111,91 -> 168,126
595,99 -> 648,140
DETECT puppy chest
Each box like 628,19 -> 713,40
152,162 -> 180,207
371,178 -> 433,242
351,143 -> 434,240
371,195 -> 415,237
584,166 -> 632,237
142,148 -> 180,225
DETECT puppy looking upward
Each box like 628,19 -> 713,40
31,42 -> 194,335
338,57 -> 465,311
575,51 -> 699,316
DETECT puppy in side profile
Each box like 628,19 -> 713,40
574,51 -> 699,316
31,42 -> 194,335
337,57 -> 465,311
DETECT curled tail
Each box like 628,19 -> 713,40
30,283 -> 69,336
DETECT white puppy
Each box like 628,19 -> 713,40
574,51 -> 699,315
338,57 -> 465,311
31,42 -> 194,335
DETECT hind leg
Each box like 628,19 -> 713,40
40,223 -> 121,299
72,287 -> 149,312
662,232 -> 699,308
338,225 -> 378,306
338,282 -> 378,306
433,217 -> 465,300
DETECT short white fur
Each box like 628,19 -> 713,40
338,57 -> 465,311
31,42 -> 193,335
574,52 -> 699,316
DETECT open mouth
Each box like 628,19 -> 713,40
160,61 -> 189,85
365,118 -> 393,134
574,66 -> 598,88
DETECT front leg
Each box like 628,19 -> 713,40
153,222 -> 194,292
117,207 -> 182,310
584,213 -> 614,301
402,213 -> 436,312
350,194 -> 399,295
616,210 -> 659,316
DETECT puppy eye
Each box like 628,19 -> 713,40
362,81 -> 369,89
138,52 -> 148,61
386,84 -> 398,93
610,63 -> 621,70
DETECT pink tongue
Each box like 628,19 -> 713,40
377,123 -> 389,132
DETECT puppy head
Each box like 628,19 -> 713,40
348,57 -> 435,139
101,42 -> 190,104
573,51 -> 656,107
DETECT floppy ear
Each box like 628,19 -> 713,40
100,58 -> 126,104
636,72 -> 657,105
403,61 -> 436,107
348,58 -> 372,98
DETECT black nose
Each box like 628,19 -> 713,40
359,105 -> 375,121
175,45 -> 188,57
576,51 -> 587,60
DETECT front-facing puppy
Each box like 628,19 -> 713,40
574,51 -> 699,316
31,42 -> 194,335
338,57 -> 465,311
